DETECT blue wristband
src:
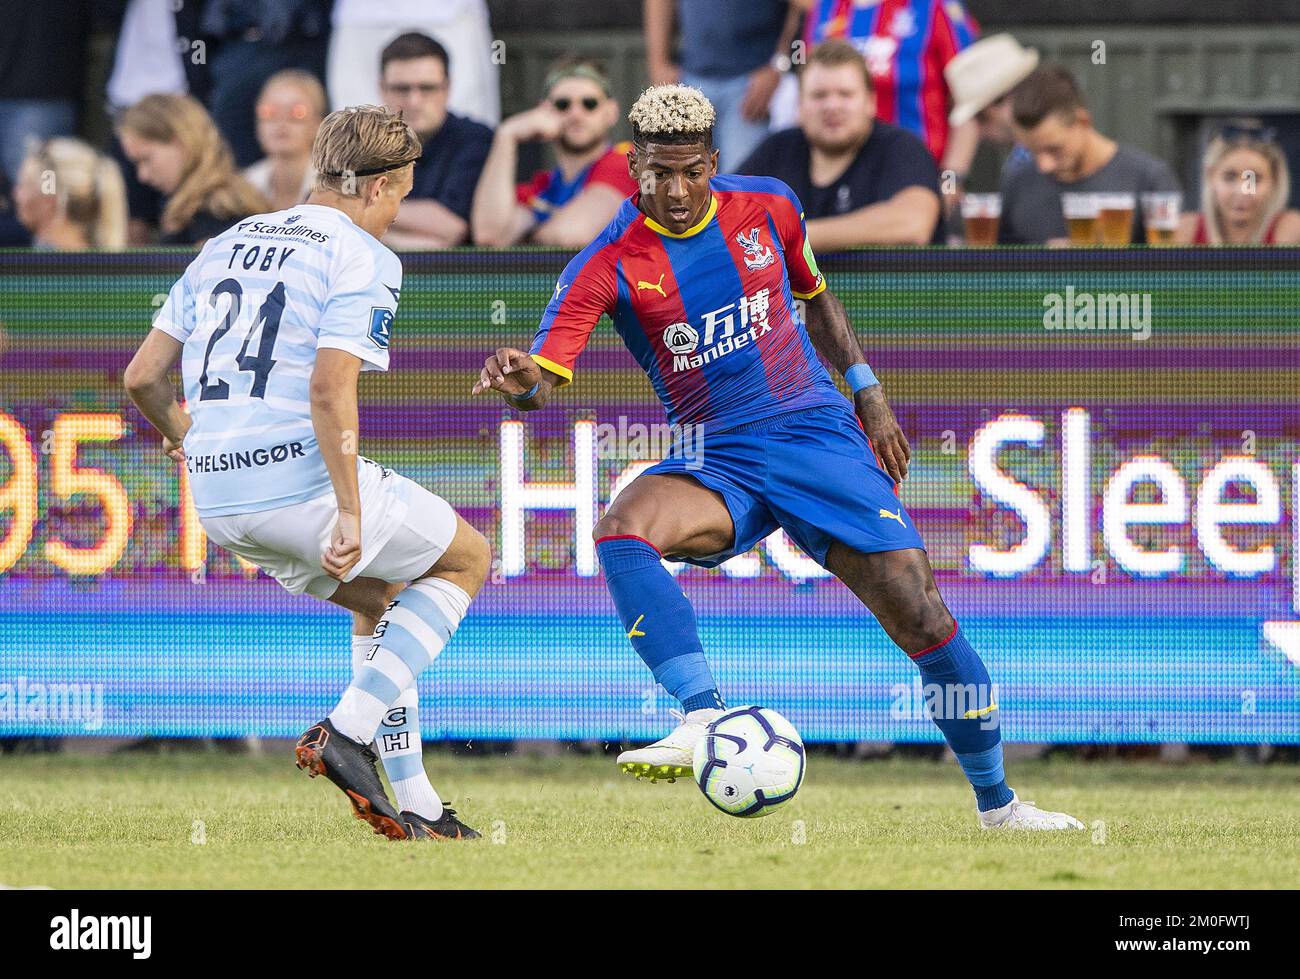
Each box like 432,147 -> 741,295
507,381 -> 540,405
845,363 -> 879,393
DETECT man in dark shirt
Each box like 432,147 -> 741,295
379,32 -> 492,249
738,39 -> 941,247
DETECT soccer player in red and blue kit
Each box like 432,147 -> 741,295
474,85 -> 1082,829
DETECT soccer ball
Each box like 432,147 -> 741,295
692,706 -> 805,817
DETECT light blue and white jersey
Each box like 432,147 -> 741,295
153,204 -> 401,517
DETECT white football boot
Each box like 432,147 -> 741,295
978,791 -> 1085,831
617,707 -> 724,782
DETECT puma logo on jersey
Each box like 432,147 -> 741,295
637,273 -> 667,297
878,507 -> 906,527
626,614 -> 647,639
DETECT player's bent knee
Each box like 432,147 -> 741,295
916,609 -> 957,650
330,576 -> 406,631
592,512 -> 652,545
460,523 -> 491,586
875,586 -> 955,654
897,599 -> 956,652
420,519 -> 490,596
378,580 -> 405,615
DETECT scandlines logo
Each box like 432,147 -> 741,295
235,219 -> 329,242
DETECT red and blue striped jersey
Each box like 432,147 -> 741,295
803,0 -> 978,163
529,174 -> 843,432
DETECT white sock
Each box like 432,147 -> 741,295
329,577 -> 471,743
347,636 -> 443,820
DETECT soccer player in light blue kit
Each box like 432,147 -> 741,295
125,106 -> 487,841
476,85 -> 1083,830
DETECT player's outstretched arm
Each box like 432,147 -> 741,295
471,347 -> 557,411
802,288 -> 911,482
123,329 -> 191,462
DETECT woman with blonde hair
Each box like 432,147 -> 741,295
244,70 -> 326,211
117,94 -> 268,246
14,138 -> 129,250
1177,122 -> 1300,245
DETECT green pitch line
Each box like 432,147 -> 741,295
0,753 -> 1296,889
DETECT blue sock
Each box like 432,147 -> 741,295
596,535 -> 723,711
910,625 -> 1013,812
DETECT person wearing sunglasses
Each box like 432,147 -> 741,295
472,59 -> 638,247
378,32 -> 493,249
1176,122 -> 1300,245
243,70 -> 326,212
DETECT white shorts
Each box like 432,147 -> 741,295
201,457 -> 458,600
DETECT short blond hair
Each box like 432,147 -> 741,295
311,105 -> 421,195
628,84 -> 715,146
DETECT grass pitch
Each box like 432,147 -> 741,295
1,750 -> 1296,889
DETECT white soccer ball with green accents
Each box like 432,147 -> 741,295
692,706 -> 805,817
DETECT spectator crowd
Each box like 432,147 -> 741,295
1,0 -> 1297,252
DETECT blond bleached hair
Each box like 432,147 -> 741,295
26,137 -> 128,250
1200,129 -> 1291,245
311,105 -> 422,196
118,94 -> 267,234
628,84 -> 715,146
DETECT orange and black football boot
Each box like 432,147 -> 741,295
401,807 -> 481,840
294,718 -> 406,840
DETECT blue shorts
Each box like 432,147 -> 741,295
645,403 -> 926,568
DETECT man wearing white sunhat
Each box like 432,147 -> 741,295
947,35 -> 1039,145
942,33 -> 1039,239
944,33 -> 1039,189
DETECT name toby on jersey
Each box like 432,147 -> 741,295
664,286 -> 773,372
186,440 -> 307,474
